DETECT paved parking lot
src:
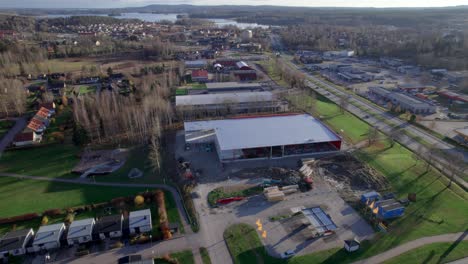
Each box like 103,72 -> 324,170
193,174 -> 375,258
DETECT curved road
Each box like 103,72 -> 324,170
353,231 -> 468,264
0,117 -> 27,156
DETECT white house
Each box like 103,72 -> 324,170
13,132 -> 42,146
67,218 -> 95,245
0,229 -> 35,257
32,223 -> 66,252
95,214 -> 123,239
129,209 -> 152,235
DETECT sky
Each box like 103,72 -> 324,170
0,0 -> 467,8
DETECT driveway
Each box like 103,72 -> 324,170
0,116 -> 27,155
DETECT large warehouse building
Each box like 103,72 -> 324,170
184,114 -> 341,162
176,91 -> 288,118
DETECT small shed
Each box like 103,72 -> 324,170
344,239 -> 360,252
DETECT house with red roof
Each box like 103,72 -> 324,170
13,132 -> 42,147
191,69 -> 209,83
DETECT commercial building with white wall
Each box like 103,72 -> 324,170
184,113 -> 342,162
176,91 -> 288,118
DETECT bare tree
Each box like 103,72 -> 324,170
339,94 -> 349,114
367,126 -> 379,146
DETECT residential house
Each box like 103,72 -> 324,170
39,102 -> 56,114
32,223 -> 66,252
37,107 -> 54,119
0,229 -> 35,257
27,118 -> 46,134
94,215 -> 124,240
129,209 -> 152,235
191,70 -> 209,83
67,218 -> 95,245
13,131 -> 42,146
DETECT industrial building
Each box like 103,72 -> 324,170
176,91 -> 288,118
184,113 -> 341,162
369,86 -> 436,114
205,82 -> 264,93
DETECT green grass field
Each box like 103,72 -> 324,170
383,241 -> 468,264
0,144 -> 80,179
0,177 -> 146,218
78,85 -> 97,95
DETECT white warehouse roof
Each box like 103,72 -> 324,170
176,91 -> 275,106
184,114 -> 340,150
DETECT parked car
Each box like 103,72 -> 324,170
281,249 -> 296,259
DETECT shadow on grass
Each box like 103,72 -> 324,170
437,229 -> 468,264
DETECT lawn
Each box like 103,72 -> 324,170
155,250 -> 195,264
0,120 -> 15,139
0,144 -> 80,179
287,93 -> 370,144
0,177 -> 146,218
95,146 -> 166,184
78,85 -> 97,95
189,83 -> 207,90
176,88 -> 188,95
207,186 -> 263,207
10,59 -> 95,75
383,241 -> 468,264
224,223 -> 281,264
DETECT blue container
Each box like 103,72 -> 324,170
361,191 -> 380,204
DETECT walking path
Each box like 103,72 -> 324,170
0,116 -> 27,155
353,231 -> 468,264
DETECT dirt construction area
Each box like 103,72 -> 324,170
308,154 -> 390,202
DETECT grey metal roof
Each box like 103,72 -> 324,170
176,91 -> 275,106
95,215 -> 123,233
388,92 -> 430,106
184,114 -> 341,151
205,82 -> 262,90
129,209 -> 152,228
0,229 -> 34,252
302,207 -> 337,233
67,218 -> 95,239
33,223 -> 65,245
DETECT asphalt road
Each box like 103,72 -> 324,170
0,117 -> 27,155
283,59 -> 468,189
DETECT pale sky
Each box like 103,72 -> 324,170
0,0 -> 467,8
